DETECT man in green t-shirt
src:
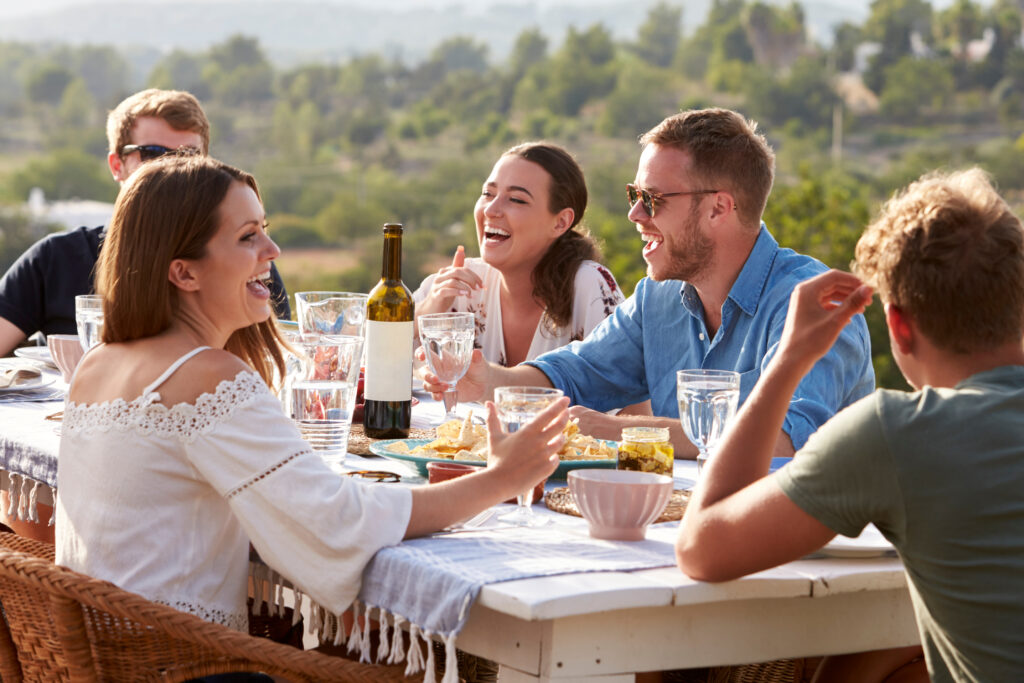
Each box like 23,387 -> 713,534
676,168 -> 1024,683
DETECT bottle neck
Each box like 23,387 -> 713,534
381,231 -> 402,282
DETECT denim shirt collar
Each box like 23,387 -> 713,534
679,223 -> 779,319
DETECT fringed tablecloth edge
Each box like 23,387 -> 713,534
252,560 -> 466,683
4,472 -> 57,526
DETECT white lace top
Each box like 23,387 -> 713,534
414,258 -> 624,367
55,347 -> 412,631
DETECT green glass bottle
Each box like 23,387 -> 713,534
363,223 -> 414,438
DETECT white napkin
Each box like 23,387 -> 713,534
0,366 -> 41,389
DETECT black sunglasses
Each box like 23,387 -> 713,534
626,184 -> 719,218
120,144 -> 200,162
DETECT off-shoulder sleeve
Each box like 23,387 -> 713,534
571,261 -> 625,341
186,382 -> 412,614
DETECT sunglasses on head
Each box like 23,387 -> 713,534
626,183 -> 719,218
120,144 -> 200,162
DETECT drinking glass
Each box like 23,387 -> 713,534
295,291 -> 368,337
493,386 -> 563,527
676,369 -> 740,475
291,334 -> 364,471
75,295 -> 104,351
418,312 -> 475,421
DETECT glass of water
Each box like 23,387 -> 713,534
418,312 -> 475,421
493,386 -> 563,527
291,334 -> 364,471
295,291 -> 368,337
75,295 -> 104,350
676,369 -> 740,475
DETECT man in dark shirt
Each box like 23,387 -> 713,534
0,89 -> 290,356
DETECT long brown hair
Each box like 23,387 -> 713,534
503,142 -> 602,332
96,155 -> 286,385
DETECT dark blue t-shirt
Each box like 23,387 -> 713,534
0,226 -> 291,337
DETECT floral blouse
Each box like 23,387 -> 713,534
414,258 -> 623,366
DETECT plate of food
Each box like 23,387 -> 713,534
13,346 -> 57,368
820,524 -> 895,559
368,412 -> 618,478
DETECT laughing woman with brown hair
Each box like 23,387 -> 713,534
414,142 -> 624,367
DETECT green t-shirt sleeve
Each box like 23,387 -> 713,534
774,392 -> 905,540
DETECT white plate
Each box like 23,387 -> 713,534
820,524 -> 895,558
0,361 -> 56,393
13,346 -> 56,368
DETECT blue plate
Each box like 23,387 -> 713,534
368,438 -> 617,479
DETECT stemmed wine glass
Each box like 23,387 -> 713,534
676,369 -> 740,475
418,313 -> 476,421
493,386 -> 563,527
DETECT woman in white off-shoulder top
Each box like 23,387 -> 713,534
55,155 -> 568,634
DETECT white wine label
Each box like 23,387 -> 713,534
364,320 -> 414,401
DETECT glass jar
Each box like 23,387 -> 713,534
617,427 -> 674,475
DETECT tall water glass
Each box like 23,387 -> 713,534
295,291 -> 368,337
418,312 -> 475,421
493,386 -> 563,527
292,334 -> 363,471
676,369 -> 740,475
75,295 -> 104,351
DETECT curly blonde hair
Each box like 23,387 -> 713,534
854,168 -> 1024,354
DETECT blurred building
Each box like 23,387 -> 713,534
26,187 -> 114,231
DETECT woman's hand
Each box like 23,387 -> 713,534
416,246 -> 483,317
485,396 -> 567,493
420,347 -> 489,403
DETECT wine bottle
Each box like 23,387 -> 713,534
364,223 -> 414,438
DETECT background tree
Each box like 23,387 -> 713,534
879,55 -> 954,121
862,0 -> 934,93
630,3 -> 682,68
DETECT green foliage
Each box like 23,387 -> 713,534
530,24 -> 618,117
508,28 -> 548,79
267,213 -> 324,248
743,56 -> 836,129
25,63 -> 74,105
879,56 -> 954,122
863,0 -> 934,93
465,112 -> 515,152
597,61 -> 677,138
147,50 -> 210,99
630,3 -> 682,68
9,148 -> 115,202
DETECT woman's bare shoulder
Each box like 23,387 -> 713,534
70,342 -> 257,407
157,348 -> 256,405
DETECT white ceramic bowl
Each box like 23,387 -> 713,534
47,334 -> 84,382
568,469 -> 673,541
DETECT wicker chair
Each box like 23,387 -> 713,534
0,532 -> 414,682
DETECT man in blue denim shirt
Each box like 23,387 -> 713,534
426,108 -> 873,457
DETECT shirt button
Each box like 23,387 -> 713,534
699,333 -> 705,341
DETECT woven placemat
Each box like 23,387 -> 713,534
544,486 -> 691,523
348,424 -> 435,457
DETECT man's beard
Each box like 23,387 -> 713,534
648,202 -> 714,282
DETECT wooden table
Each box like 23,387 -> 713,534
0,386 -> 920,680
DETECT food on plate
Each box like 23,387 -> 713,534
388,411 -> 616,462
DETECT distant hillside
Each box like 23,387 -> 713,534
0,0 -> 868,68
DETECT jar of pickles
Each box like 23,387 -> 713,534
617,427 -> 674,475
